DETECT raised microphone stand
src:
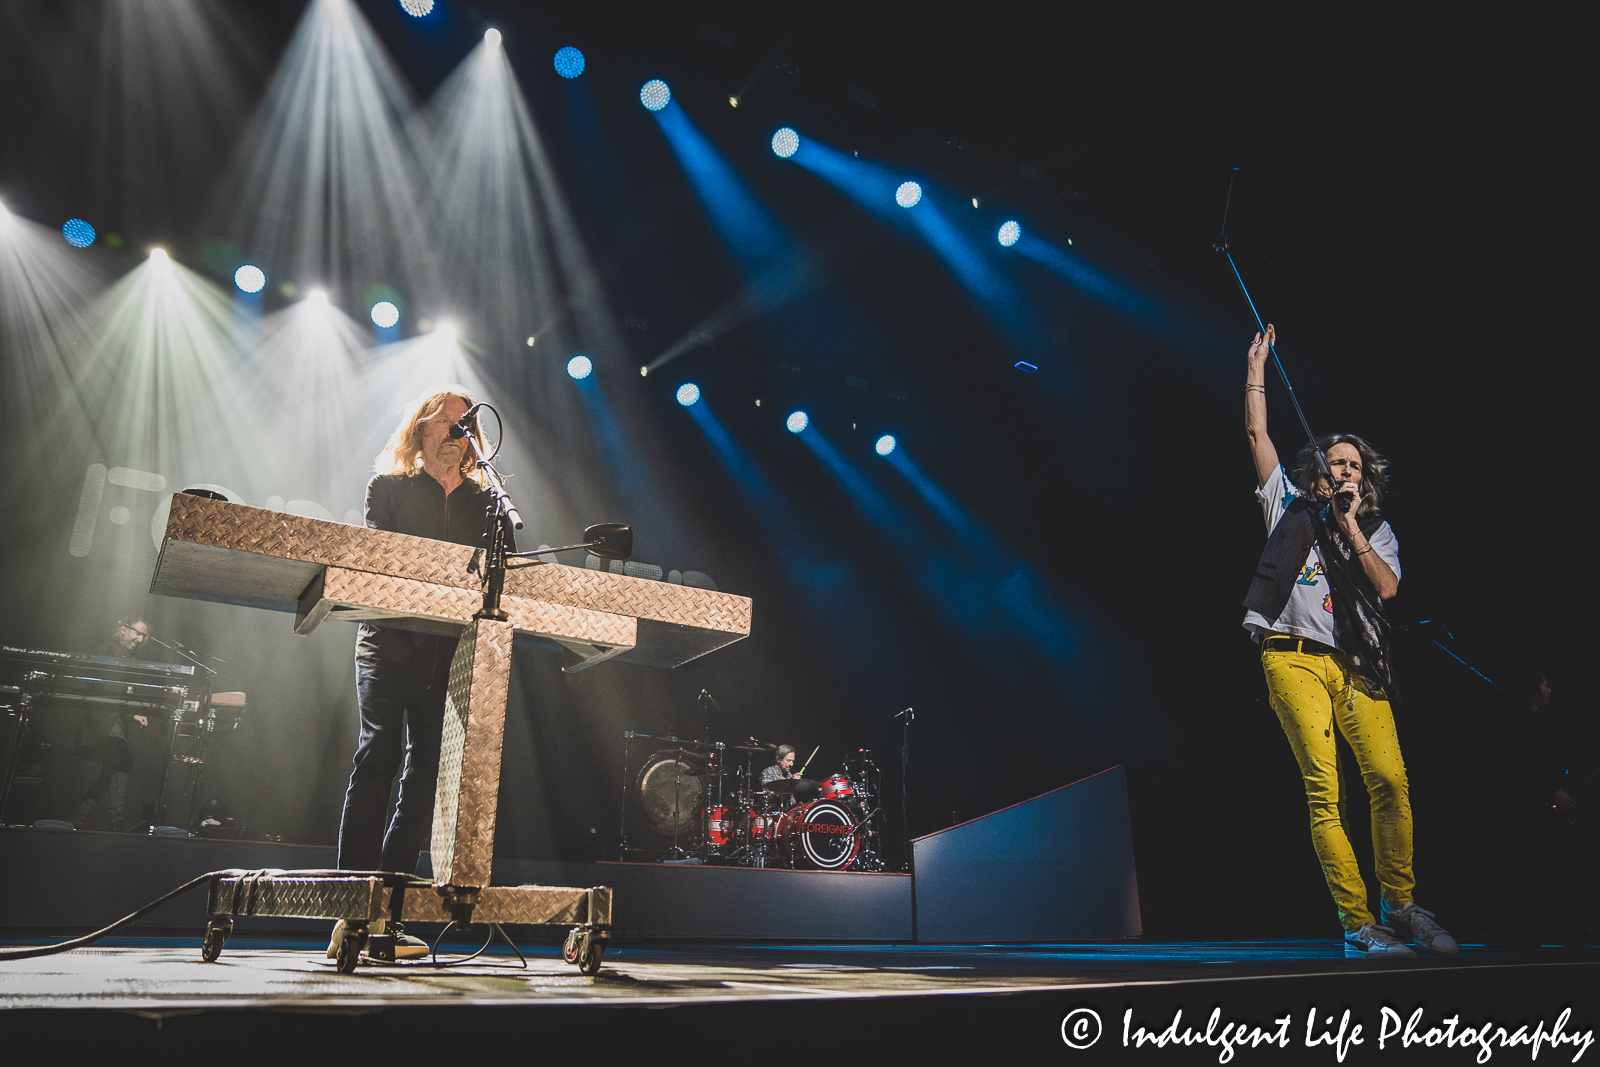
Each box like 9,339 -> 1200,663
1212,174 -> 1390,630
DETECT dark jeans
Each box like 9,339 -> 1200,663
337,644 -> 453,874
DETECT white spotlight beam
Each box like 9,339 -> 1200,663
218,0 -> 436,307
0,213 -> 113,453
88,0 -> 263,239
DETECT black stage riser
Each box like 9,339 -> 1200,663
0,829 -> 911,941
1,765 -> 1139,942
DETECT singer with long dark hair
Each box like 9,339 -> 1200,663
329,386 -> 509,960
1242,325 -> 1457,958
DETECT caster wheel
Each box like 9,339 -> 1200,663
562,928 -> 581,965
576,935 -> 605,976
200,923 -> 230,963
335,929 -> 364,974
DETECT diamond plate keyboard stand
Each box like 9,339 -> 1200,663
151,492 -> 752,973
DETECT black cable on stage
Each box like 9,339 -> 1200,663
0,868 -> 230,961
0,868 -> 455,963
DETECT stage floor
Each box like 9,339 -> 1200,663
0,938 -> 1594,1012
4,938 -> 1596,1058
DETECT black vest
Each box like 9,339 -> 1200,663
1243,495 -> 1383,626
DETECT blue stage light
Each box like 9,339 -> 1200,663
895,181 -> 922,208
554,46 -> 584,78
771,127 -> 799,158
370,300 -> 399,328
875,434 -> 896,456
398,0 -> 434,16
61,218 -> 95,247
998,220 -> 1021,247
234,265 -> 266,293
676,383 -> 701,406
640,80 -> 671,111
786,411 -> 809,434
1014,360 -> 1038,373
567,355 -> 593,380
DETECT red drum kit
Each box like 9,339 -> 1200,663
628,736 -> 884,870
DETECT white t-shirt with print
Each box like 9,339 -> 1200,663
1241,465 -> 1400,646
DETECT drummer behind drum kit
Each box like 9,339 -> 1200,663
624,733 -> 885,871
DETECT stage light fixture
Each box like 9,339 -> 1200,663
728,95 -> 740,107
554,46 -> 585,78
484,28 -> 501,47
62,218 -> 96,247
639,366 -> 649,377
998,220 -> 1021,247
234,265 -> 266,293
875,434 -> 897,456
399,0 -> 434,16
307,288 -> 329,305
1014,360 -> 1038,373
786,410 -> 809,433
676,383 -> 701,406
771,127 -> 799,158
370,300 -> 400,328
895,181 -> 922,208
567,354 -> 593,380
436,320 -> 458,341
148,248 -> 169,262
526,336 -> 537,347
640,80 -> 671,111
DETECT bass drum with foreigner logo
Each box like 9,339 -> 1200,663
773,798 -> 861,870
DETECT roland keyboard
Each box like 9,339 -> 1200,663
1,645 -> 193,710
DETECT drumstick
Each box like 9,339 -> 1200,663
797,744 -> 820,776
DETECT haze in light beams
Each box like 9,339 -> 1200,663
216,0 -> 434,310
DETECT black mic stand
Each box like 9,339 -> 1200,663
140,633 -> 222,833
894,706 -> 916,940
1395,620 -> 1506,695
450,404 -> 522,622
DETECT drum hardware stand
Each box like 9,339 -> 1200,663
619,730 -> 633,861
696,690 -> 728,863
193,407 -> 628,975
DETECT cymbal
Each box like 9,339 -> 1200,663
760,777 -> 820,794
729,743 -> 776,752
651,748 -> 711,761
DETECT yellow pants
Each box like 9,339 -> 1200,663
1262,646 -> 1414,931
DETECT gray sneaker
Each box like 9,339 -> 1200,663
1382,901 -> 1459,957
1344,922 -> 1417,958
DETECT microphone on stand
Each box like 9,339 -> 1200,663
446,403 -> 484,440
